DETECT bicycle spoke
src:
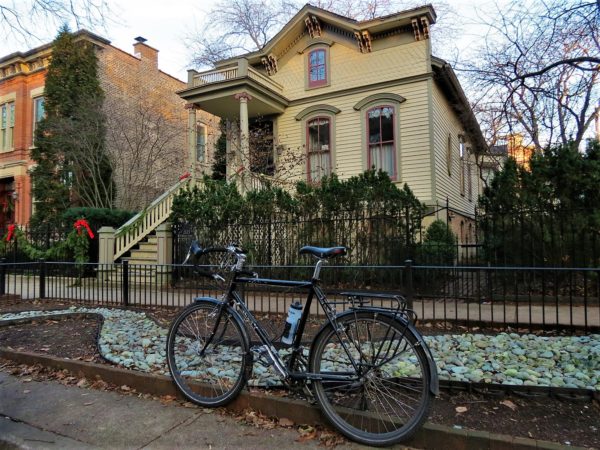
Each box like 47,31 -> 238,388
167,302 -> 248,407
311,312 -> 433,445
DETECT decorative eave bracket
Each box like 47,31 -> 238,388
354,30 -> 372,53
305,15 -> 322,38
261,53 -> 278,75
411,16 -> 430,41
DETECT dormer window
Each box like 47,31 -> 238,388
308,48 -> 328,88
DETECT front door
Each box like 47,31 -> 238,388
0,177 -> 15,230
249,118 -> 274,176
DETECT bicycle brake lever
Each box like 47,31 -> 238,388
182,250 -> 192,265
238,270 -> 258,278
213,274 -> 226,282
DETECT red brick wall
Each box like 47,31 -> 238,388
0,33 -> 218,223
96,41 -> 190,210
0,66 -> 47,226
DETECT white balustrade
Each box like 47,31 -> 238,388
113,177 -> 192,261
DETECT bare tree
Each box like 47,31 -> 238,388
0,0 -> 111,43
45,100 -> 115,209
105,97 -> 188,211
188,0 -> 294,67
463,0 -> 599,151
219,118 -> 308,190
188,0 -> 457,68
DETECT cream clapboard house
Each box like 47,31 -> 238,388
179,4 -> 485,242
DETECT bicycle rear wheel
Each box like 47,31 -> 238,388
309,311 -> 433,446
166,301 -> 250,407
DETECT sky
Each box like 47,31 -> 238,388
0,0 -> 495,82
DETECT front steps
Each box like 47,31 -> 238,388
121,235 -> 158,265
104,234 -> 172,285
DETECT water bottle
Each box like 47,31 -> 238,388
281,302 -> 303,345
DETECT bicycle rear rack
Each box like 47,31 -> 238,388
335,291 -> 418,324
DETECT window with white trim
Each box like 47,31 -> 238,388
196,123 -> 207,162
306,116 -> 331,182
446,133 -> 452,176
367,106 -> 396,179
467,155 -> 473,201
307,48 -> 328,88
459,134 -> 466,196
32,96 -> 45,138
1,101 -> 15,152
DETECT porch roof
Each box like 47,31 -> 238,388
178,60 -> 289,119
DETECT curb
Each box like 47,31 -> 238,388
0,349 -> 586,450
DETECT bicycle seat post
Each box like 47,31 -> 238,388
312,258 -> 327,281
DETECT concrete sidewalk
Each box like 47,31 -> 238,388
0,372 -> 374,450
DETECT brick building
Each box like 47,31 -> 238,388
0,30 -> 217,228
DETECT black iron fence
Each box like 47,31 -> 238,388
173,206 -> 422,267
0,225 -> 99,263
174,207 -> 600,269
478,208 -> 600,268
1,260 -> 598,334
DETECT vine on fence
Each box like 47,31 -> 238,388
1,218 -> 94,264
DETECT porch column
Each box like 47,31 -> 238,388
234,92 -> 252,193
185,103 -> 197,181
225,119 -> 240,181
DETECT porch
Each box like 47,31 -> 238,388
179,59 -> 290,192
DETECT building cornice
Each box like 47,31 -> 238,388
288,73 -> 432,107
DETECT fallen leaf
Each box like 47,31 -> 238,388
278,417 -> 294,427
23,390 -> 31,394
76,378 -> 87,387
319,430 -> 345,448
455,406 -> 468,413
500,400 -> 517,411
91,380 -> 108,390
159,395 -> 176,405
84,401 -> 95,406
297,425 -> 317,442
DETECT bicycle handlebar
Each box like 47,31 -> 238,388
182,241 -> 247,272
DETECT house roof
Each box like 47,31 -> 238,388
215,3 -> 437,68
431,56 -> 488,152
0,30 -> 110,66
488,144 -> 508,156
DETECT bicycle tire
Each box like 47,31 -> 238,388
309,310 -> 433,446
166,300 -> 250,407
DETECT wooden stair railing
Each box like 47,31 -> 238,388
113,177 -> 192,261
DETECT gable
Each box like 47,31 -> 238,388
215,4 -> 436,74
268,37 -> 430,101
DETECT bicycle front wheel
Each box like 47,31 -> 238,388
166,301 -> 250,407
310,311 -> 433,446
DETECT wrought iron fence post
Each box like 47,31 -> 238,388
404,259 -> 414,310
122,260 -> 129,308
38,259 -> 46,299
0,257 -> 5,296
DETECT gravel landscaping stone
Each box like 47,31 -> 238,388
1,307 -> 598,390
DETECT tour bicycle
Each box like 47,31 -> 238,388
166,242 -> 438,447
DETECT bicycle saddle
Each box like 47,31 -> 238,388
299,246 -> 347,259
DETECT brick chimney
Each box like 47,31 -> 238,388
133,36 -> 158,68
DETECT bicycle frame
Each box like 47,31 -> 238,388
213,264 -> 365,384
188,246 -> 437,394
228,275 -> 439,395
